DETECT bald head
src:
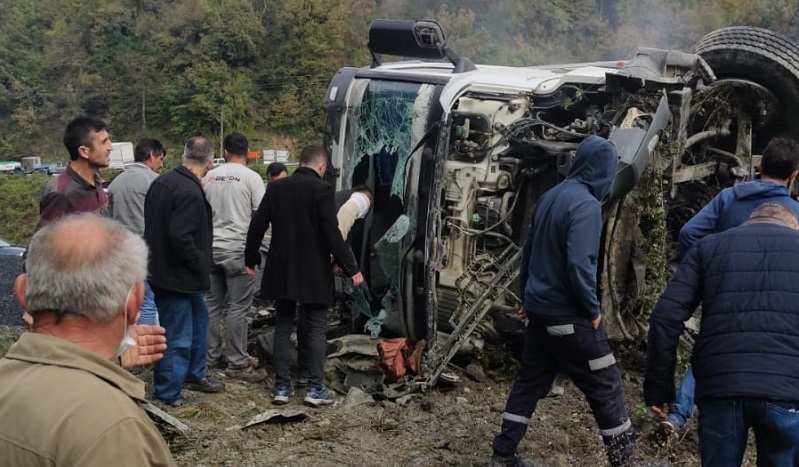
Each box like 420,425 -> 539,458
24,214 -> 148,323
182,136 -> 214,167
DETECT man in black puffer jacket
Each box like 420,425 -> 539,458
645,202 -> 799,466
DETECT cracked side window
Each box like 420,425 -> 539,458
341,80 -> 435,335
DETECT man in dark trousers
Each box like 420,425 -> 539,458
646,202 -> 799,466
145,136 -> 224,407
245,145 -> 363,407
661,136 -> 799,432
489,136 -> 642,467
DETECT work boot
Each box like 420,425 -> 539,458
602,427 -> 636,467
161,396 -> 200,408
487,453 -> 537,467
184,377 -> 225,393
225,358 -> 267,383
652,420 -> 678,446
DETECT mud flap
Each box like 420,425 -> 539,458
606,93 -> 670,203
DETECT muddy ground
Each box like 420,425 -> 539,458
2,324 -> 757,466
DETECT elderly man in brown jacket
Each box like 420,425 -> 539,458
0,214 -> 174,466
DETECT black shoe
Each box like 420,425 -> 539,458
207,357 -> 228,370
161,396 -> 199,408
487,453 -> 537,467
184,377 -> 225,393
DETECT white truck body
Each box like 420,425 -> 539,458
110,142 -> 135,170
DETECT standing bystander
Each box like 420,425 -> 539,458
107,138 -> 166,326
37,116 -> 112,229
244,145 -> 363,407
25,116 -> 114,329
145,136 -> 224,407
646,203 -> 799,466
488,136 -> 644,467
203,132 -> 266,382
0,214 -> 174,466
661,136 -> 799,433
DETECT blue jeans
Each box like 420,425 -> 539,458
668,364 -> 695,428
699,398 -> 799,466
136,282 -> 159,326
152,290 -> 209,402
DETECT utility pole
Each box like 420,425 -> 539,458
219,107 -> 224,156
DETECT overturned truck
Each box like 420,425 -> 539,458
321,20 -> 799,388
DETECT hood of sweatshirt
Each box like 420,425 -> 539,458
566,135 -> 619,201
731,179 -> 789,201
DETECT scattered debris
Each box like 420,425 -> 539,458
344,387 -> 376,409
227,409 -> 309,431
141,401 -> 190,433
327,334 -> 380,359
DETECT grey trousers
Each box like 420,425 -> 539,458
206,262 -> 257,368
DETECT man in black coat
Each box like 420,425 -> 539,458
245,145 -> 363,407
645,202 -> 799,466
145,136 -> 224,406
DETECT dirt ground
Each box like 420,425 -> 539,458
146,338 -> 706,467
2,324 -> 756,466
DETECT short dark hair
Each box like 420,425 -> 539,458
63,116 -> 107,161
298,145 -> 327,166
223,132 -> 248,157
134,138 -> 165,163
266,162 -> 288,178
761,137 -> 799,180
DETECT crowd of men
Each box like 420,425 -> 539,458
1,115 -> 798,466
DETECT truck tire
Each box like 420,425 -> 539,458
692,26 -> 799,141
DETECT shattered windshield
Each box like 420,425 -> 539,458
341,79 -> 436,335
344,80 -> 435,198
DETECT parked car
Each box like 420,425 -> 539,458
0,236 -> 25,327
0,238 -> 24,257
323,20 -> 799,385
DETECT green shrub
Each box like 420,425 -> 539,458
0,174 -> 49,245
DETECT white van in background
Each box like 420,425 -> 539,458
109,142 -> 135,170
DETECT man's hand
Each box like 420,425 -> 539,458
650,404 -> 673,421
120,325 -> 167,369
332,264 -> 342,276
350,272 -> 364,287
245,266 -> 257,276
591,314 -> 602,329
518,308 -> 527,322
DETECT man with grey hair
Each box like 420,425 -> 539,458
646,202 -> 799,465
108,138 -> 167,326
145,136 -> 225,406
0,214 -> 175,466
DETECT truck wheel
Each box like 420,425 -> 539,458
692,26 -> 799,141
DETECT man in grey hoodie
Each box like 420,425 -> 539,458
107,138 -> 166,326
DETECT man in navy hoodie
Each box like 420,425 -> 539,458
661,137 -> 799,432
489,136 -> 641,467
